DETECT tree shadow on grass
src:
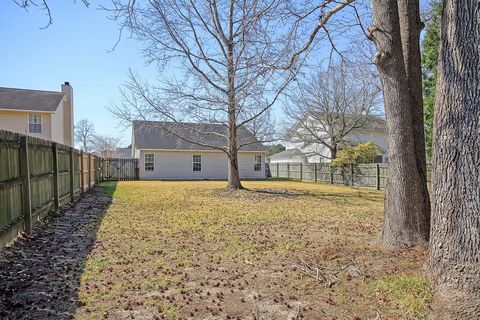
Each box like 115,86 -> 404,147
0,182 -> 117,320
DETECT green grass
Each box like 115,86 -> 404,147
73,180 -> 430,319
368,275 -> 432,319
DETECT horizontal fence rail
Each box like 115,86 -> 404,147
0,129 -> 139,249
268,162 -> 432,190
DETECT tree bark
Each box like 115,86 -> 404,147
330,146 -> 337,160
369,0 -> 429,248
428,1 -> 480,318
397,0 -> 431,239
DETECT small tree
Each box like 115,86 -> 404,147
266,144 -> 286,157
74,119 -> 95,152
92,134 -> 122,158
331,141 -> 378,167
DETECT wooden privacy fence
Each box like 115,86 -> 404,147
102,158 -> 139,181
269,162 -> 432,190
0,130 -> 138,249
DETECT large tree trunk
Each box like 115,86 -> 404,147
397,0 -> 431,239
428,1 -> 480,318
369,0 -> 429,248
227,150 -> 243,190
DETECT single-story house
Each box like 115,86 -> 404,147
268,148 -> 308,164
132,121 -> 267,180
0,82 -> 74,146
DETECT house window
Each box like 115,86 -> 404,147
144,153 -> 154,171
193,154 -> 201,172
28,114 -> 42,133
254,155 -> 262,171
373,155 -> 383,163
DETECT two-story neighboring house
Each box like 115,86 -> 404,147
0,82 -> 74,146
269,113 -> 388,164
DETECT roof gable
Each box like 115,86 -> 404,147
0,87 -> 64,112
133,121 -> 266,152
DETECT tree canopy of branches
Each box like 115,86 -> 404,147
75,119 -> 122,156
284,60 -> 380,161
107,0 -> 354,189
13,0 -> 89,27
74,119 -> 96,152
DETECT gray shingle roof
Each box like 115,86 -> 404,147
268,148 -> 305,159
0,87 -> 64,112
133,121 -> 266,152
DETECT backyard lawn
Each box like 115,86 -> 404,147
76,180 -> 429,320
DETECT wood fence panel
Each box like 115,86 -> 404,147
269,161 -> 431,190
102,158 -> 139,181
28,137 -> 54,220
0,129 -> 106,249
0,131 -> 22,234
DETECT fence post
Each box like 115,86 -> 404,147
376,163 -> 380,190
94,156 -> 97,184
350,164 -> 355,187
299,162 -> 303,180
52,143 -> 60,211
287,163 -> 290,179
88,153 -> 92,190
276,163 -> 279,178
80,151 -> 84,194
19,136 -> 32,234
314,163 -> 317,182
330,164 -> 334,184
69,147 -> 74,202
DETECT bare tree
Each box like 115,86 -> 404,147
91,134 -> 122,158
74,119 -> 95,152
107,0 -> 353,189
283,60 -> 381,162
429,1 -> 480,318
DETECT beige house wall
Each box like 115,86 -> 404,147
0,110 -> 53,140
50,101 -> 64,144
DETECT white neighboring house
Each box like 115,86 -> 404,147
271,114 -> 388,164
131,121 -> 267,180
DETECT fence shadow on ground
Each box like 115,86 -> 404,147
0,182 -> 117,319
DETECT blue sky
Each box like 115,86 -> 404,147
0,1 -> 155,145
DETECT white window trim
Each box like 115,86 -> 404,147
144,153 -> 154,171
28,114 -> 43,134
254,154 -> 262,171
193,154 -> 202,172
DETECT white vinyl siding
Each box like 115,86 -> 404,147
139,150 -> 265,180
144,153 -> 154,171
28,114 -> 42,133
